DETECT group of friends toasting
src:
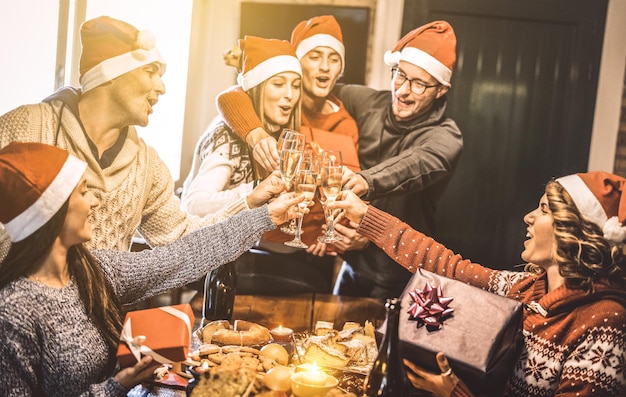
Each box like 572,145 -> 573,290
0,11 -> 624,397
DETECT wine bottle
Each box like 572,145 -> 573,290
201,261 -> 237,325
363,297 -> 409,396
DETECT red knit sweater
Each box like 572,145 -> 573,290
357,205 -> 626,397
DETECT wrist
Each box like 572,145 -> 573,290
246,127 -> 270,147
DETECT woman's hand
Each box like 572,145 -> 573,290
267,192 -> 306,225
404,353 -> 459,397
327,190 -> 368,225
113,356 -> 161,390
252,135 -> 280,172
246,171 -> 284,208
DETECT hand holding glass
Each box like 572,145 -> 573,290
318,151 -> 343,243
284,170 -> 317,248
279,130 -> 305,235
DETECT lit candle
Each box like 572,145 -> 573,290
270,325 -> 294,342
299,368 -> 327,386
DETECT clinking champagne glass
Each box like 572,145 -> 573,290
317,150 -> 344,244
278,129 -> 306,235
284,169 -> 317,248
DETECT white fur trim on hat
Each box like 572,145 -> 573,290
384,47 -> 452,87
237,55 -> 302,91
3,155 -> 87,242
556,174 -> 626,244
296,34 -> 345,74
80,46 -> 165,92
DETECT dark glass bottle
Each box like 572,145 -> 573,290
201,261 -> 236,325
363,297 -> 408,396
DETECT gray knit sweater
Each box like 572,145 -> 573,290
0,206 -> 274,396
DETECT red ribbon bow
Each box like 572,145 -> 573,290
407,282 -> 454,331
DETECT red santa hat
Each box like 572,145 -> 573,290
237,36 -> 302,91
79,16 -> 166,93
556,172 -> 626,245
0,142 -> 87,242
384,20 -> 457,87
291,15 -> 345,75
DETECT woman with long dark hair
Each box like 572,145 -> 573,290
0,141 -> 301,396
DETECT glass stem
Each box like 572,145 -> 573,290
296,211 -> 305,241
326,199 -> 336,236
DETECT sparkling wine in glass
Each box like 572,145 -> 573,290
278,130 -> 305,235
285,170 -> 317,248
318,150 -> 344,243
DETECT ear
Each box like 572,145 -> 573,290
435,85 -> 449,99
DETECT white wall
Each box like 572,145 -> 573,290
587,0 -> 626,172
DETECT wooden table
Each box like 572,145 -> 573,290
129,293 -> 387,397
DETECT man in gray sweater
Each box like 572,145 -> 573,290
334,20 -> 463,299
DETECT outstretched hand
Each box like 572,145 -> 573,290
267,192 -> 306,225
327,190 -> 369,226
404,352 -> 459,397
246,171 -> 285,208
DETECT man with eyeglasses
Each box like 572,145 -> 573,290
333,20 -> 463,299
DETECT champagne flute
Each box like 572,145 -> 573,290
317,150 -> 344,243
279,130 -> 306,235
284,169 -> 317,248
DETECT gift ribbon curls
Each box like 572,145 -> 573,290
120,306 -> 192,364
408,282 -> 454,331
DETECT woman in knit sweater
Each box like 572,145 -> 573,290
0,142 -> 301,396
329,173 -> 626,397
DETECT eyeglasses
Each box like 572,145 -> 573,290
391,66 -> 439,95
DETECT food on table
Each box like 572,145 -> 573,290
260,343 -> 290,366
197,319 -> 272,346
263,365 -> 294,392
189,366 -> 254,397
301,321 -> 378,369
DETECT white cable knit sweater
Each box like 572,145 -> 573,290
0,97 -> 248,259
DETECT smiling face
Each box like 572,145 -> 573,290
521,193 -> 558,268
58,176 -> 100,247
300,46 -> 342,100
262,71 -> 302,132
108,62 -> 166,127
390,61 -> 448,122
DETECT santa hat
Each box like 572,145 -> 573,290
79,16 -> 166,93
556,172 -> 626,245
384,20 -> 457,87
237,36 -> 302,91
0,142 -> 87,242
291,15 -> 345,75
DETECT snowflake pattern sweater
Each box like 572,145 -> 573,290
357,206 -> 626,397
0,206 -> 275,396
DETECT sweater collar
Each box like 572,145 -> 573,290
384,95 -> 449,135
531,276 -> 626,317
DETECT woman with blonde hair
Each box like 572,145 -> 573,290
330,172 -> 626,396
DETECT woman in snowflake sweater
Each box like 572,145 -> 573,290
0,142 -> 302,396
329,172 -> 626,397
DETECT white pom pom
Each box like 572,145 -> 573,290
384,50 -> 401,67
136,30 -> 156,50
602,216 -> 626,245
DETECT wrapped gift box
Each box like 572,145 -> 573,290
117,303 -> 194,368
379,268 -> 523,397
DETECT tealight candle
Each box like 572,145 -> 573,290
299,368 -> 327,386
270,325 -> 294,341
270,325 -> 295,357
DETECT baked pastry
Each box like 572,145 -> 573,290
189,366 -> 253,397
204,319 -> 272,346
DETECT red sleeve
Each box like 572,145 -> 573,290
216,85 -> 263,142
